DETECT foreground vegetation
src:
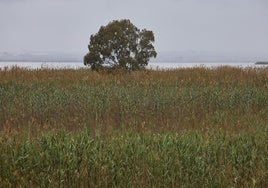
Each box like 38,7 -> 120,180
0,66 -> 267,187
1,129 -> 266,187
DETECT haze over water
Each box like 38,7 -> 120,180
0,61 -> 264,70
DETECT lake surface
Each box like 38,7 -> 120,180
0,61 -> 266,70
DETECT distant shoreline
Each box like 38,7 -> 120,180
0,60 -> 82,63
0,61 -> 262,70
255,61 -> 268,65
0,60 -> 256,63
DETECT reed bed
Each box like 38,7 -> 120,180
0,66 -> 267,187
0,128 -> 266,187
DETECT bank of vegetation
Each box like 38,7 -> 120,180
0,66 -> 267,187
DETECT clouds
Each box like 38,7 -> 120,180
0,0 -> 267,56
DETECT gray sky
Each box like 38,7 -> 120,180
0,0 -> 268,57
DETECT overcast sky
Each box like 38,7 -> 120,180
0,0 -> 267,57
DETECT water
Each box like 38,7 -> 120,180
0,61 -> 85,69
148,62 -> 259,69
0,61 -> 265,70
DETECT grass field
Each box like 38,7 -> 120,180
0,66 -> 267,187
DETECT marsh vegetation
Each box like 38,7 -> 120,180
0,66 -> 267,187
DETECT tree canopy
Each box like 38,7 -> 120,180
84,19 -> 157,71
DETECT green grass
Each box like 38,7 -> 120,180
0,66 -> 267,187
0,128 -> 266,187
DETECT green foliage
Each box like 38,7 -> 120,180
0,129 -> 267,187
84,19 -> 157,71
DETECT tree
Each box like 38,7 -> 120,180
84,19 -> 157,71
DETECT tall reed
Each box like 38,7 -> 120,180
1,66 -> 267,133
0,66 -> 267,186
0,128 -> 266,187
